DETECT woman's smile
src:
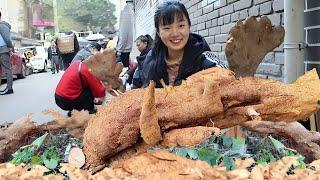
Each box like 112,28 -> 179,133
170,38 -> 183,44
158,15 -> 190,53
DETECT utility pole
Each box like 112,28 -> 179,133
283,0 -> 305,83
25,0 -> 34,38
53,0 -> 59,35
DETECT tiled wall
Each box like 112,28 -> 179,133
305,0 -> 320,76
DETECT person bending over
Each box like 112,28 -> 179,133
54,50 -> 120,116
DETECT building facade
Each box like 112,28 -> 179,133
0,0 -> 54,47
0,0 -> 29,37
305,0 -> 320,75
134,0 -> 318,81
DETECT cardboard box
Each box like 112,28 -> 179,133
57,35 -> 75,54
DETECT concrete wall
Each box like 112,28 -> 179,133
134,0 -> 285,81
0,0 -> 29,36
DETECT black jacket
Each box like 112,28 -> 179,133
132,46 -> 152,89
47,46 -> 61,60
141,33 -> 226,88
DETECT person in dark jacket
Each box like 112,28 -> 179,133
60,32 -> 80,70
71,42 -> 101,63
47,39 -> 61,74
130,34 -> 153,88
0,11 -> 14,95
141,1 -> 226,88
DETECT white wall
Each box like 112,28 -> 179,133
0,0 -> 28,35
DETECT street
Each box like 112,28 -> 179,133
0,71 -> 65,125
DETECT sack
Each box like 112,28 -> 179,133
57,35 -> 75,54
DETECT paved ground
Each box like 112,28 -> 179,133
0,71 -> 65,125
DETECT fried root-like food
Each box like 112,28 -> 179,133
110,151 -> 217,179
139,81 -> 162,145
83,69 -> 226,172
106,140 -> 151,167
0,116 -> 36,163
4,151 -> 320,179
42,109 -> 90,139
211,68 -> 320,129
161,126 -> 220,147
83,49 -> 124,92
0,110 -> 91,163
225,16 -> 285,77
83,89 -> 143,173
83,68 -> 320,172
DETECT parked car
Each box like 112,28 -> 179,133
24,46 -> 50,72
0,52 -> 28,79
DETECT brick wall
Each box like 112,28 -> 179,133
132,0 -> 159,58
305,0 -> 320,76
134,0 -> 285,80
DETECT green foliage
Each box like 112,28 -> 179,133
222,156 -> 236,171
41,146 -> 61,170
32,132 -> 48,148
12,133 -> 48,166
231,137 -> 246,155
170,134 -> 244,171
12,147 -> 35,166
58,0 -> 116,31
222,135 -> 233,148
198,148 -> 222,166
269,135 -> 285,150
297,155 -> 306,169
255,149 -> 277,166
11,132 -> 62,175
250,135 -> 306,169
186,149 -> 198,160
28,0 -> 116,32
170,133 -> 306,171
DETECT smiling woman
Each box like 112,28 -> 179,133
140,0 -> 227,88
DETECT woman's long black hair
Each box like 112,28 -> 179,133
136,34 -> 154,50
153,1 -> 191,56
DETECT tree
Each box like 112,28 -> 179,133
59,0 -> 116,32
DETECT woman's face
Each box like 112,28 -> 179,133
51,41 -> 56,46
158,14 -> 190,53
136,40 -> 147,53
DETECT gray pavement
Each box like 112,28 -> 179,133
0,71 -> 65,125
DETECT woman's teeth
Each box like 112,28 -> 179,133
171,39 -> 181,43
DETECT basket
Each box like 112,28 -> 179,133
57,35 -> 75,54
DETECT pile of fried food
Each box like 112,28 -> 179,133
1,16 -> 320,179
83,67 -> 320,172
2,150 -> 320,179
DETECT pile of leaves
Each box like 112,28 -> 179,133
11,130 -> 82,175
169,130 -> 306,171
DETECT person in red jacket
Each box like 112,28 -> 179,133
55,49 -> 123,116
